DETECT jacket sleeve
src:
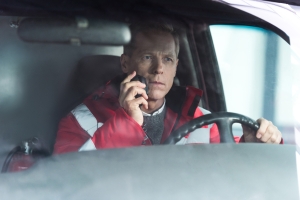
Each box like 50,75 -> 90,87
53,113 -> 90,154
54,107 -> 145,154
90,108 -> 146,149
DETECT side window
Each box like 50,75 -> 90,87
210,25 -> 298,144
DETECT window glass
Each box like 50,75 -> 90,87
210,25 -> 299,144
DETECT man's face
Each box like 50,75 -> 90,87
121,30 -> 178,101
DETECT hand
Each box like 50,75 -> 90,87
119,71 -> 148,126
242,118 -> 282,144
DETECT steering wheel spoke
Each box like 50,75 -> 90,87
163,112 -> 259,144
215,119 -> 235,143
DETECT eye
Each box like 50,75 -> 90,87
143,55 -> 152,60
164,57 -> 173,62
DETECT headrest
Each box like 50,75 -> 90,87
75,55 -> 123,95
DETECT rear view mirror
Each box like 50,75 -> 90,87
18,17 -> 131,46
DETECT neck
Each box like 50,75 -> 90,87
141,98 -> 164,114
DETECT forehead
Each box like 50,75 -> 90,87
133,30 -> 176,56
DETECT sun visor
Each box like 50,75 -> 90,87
18,17 -> 131,46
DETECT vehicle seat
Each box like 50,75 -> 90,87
75,55 -> 123,95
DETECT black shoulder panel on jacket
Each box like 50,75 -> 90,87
166,86 -> 187,114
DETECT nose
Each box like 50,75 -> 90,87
152,59 -> 163,74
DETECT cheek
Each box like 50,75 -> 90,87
128,61 -> 139,72
166,68 -> 176,86
131,60 -> 151,74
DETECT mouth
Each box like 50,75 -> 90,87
149,81 -> 165,85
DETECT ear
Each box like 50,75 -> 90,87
120,54 -> 130,73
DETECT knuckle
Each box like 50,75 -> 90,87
260,138 -> 267,143
263,119 -> 270,126
127,87 -> 137,95
135,96 -> 141,101
121,80 -> 126,85
257,129 -> 265,137
257,128 -> 264,134
128,86 -> 134,92
261,137 -> 268,142
270,135 -> 277,143
124,84 -> 130,91
260,135 -> 269,142
268,126 -> 276,135
264,139 -> 270,143
137,96 -> 145,102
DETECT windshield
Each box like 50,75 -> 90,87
210,25 -> 299,144
0,0 -> 300,199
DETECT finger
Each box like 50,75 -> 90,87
120,71 -> 136,93
128,97 -> 149,110
271,128 -> 282,144
125,87 -> 148,100
122,81 -> 146,93
260,124 -> 276,143
265,130 -> 278,144
256,118 -> 270,139
119,82 -> 146,105
119,85 -> 148,108
275,132 -> 282,144
121,71 -> 136,84
120,86 -> 148,107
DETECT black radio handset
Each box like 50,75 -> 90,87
131,74 -> 148,98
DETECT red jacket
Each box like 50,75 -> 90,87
54,76 -> 240,154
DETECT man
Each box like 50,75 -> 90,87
54,21 -> 282,154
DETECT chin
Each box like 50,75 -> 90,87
147,90 -> 166,101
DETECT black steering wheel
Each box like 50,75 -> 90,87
163,112 -> 260,144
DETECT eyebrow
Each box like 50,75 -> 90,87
164,53 -> 176,57
137,51 -> 176,57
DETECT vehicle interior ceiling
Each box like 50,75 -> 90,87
0,0 -> 292,166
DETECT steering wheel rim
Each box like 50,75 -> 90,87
163,112 -> 259,144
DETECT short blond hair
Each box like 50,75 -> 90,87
124,19 -> 179,57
